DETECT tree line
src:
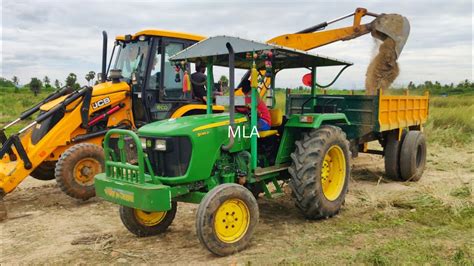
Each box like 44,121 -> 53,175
274,79 -> 473,95
3,71 -> 97,96
1,75 -> 471,96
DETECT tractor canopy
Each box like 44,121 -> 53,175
170,35 -> 352,69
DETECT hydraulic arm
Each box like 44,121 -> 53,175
267,7 -> 410,57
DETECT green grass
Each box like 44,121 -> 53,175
0,87 -> 55,135
450,186 -> 472,199
425,96 -> 474,146
249,189 -> 474,265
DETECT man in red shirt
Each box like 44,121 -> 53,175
238,80 -> 272,131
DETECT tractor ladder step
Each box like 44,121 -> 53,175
254,163 -> 290,177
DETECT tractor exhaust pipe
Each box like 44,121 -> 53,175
222,42 -> 235,151
101,31 -> 108,83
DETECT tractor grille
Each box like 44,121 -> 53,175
146,136 -> 192,177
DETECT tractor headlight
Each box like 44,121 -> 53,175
140,138 -> 147,149
140,137 -> 153,150
154,139 -> 167,151
299,115 -> 314,123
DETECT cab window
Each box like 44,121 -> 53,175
163,42 -> 188,100
148,46 -> 162,90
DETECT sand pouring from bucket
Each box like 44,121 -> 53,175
371,14 -> 411,58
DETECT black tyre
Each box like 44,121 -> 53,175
196,184 -> 259,256
288,125 -> 350,219
0,197 -> 7,221
30,161 -> 57,181
120,202 -> 177,237
384,130 -> 403,180
400,131 -> 427,181
55,143 -> 104,200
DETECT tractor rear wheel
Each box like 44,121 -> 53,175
289,126 -> 350,219
120,202 -> 177,237
400,131 -> 427,181
30,161 -> 57,181
196,183 -> 259,256
55,143 -> 104,200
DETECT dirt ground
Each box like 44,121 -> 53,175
1,144 -> 472,264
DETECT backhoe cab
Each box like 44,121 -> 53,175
112,30 -> 223,125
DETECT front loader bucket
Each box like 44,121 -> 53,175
371,14 -> 410,58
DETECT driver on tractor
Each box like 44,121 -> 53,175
191,61 -> 208,103
237,79 -> 271,131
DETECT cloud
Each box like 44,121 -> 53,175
1,0 -> 472,88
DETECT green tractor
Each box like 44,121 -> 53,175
94,36 -> 429,255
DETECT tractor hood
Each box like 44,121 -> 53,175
138,113 -> 248,137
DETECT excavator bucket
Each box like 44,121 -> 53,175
371,14 -> 410,58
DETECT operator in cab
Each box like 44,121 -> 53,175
237,79 -> 271,131
191,61 -> 207,102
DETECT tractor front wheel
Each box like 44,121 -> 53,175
55,143 -> 104,200
120,202 -> 177,237
196,184 -> 259,256
289,126 -> 351,219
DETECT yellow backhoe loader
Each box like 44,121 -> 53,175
0,7 -> 409,220
0,30 -> 226,219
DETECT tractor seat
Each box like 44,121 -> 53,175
259,109 -> 283,138
259,130 -> 278,138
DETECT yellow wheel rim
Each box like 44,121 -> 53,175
321,145 -> 346,201
214,199 -> 250,243
73,158 -> 102,185
134,209 -> 167,226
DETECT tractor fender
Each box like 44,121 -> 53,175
171,104 -> 225,118
284,113 -> 350,129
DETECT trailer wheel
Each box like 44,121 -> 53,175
289,126 -> 350,219
400,131 -> 426,181
196,184 -> 259,256
384,131 -> 403,180
55,143 -> 104,200
30,161 -> 57,181
120,202 -> 177,237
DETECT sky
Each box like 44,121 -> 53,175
1,0 -> 472,89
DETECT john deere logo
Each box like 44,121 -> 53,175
104,187 -> 134,202
92,97 -> 111,110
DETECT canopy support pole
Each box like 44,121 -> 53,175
311,67 -> 317,109
250,59 -> 258,170
206,59 -> 214,114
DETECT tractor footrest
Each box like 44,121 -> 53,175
94,173 -> 172,212
255,163 -> 290,177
